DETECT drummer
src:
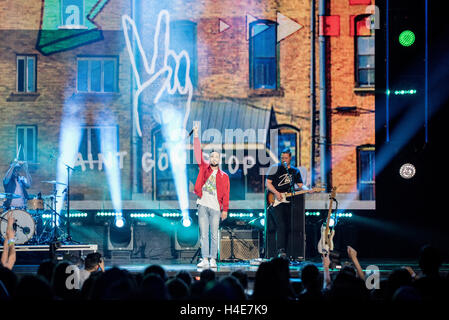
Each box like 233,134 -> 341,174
3,160 -> 31,210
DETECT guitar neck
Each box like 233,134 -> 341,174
285,190 -> 309,197
285,187 -> 323,197
324,197 -> 333,245
324,187 -> 337,245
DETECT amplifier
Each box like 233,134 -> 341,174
219,229 -> 260,260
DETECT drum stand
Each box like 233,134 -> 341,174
34,165 -> 79,245
38,186 -> 66,244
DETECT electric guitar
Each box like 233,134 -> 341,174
317,186 -> 337,255
266,187 -> 325,208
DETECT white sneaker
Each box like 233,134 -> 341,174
209,258 -> 217,268
197,258 -> 209,268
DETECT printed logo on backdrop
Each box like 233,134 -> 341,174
61,0 -> 85,27
36,0 -> 109,55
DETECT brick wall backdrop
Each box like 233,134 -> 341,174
0,0 -> 374,203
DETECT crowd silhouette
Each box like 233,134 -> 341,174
1,242 -> 448,302
1,211 -> 448,302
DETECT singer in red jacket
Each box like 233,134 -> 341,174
193,125 -> 229,268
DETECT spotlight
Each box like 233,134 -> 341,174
182,217 -> 192,228
398,30 -> 415,47
115,216 -> 125,228
399,163 -> 416,179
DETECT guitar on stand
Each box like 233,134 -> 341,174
317,186 -> 340,267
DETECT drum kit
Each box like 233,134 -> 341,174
0,180 -> 70,245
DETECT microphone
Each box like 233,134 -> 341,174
282,161 -> 288,169
190,121 -> 200,138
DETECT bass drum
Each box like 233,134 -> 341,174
0,209 -> 36,244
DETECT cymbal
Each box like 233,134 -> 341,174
41,180 -> 67,186
0,192 -> 21,199
42,195 -> 63,199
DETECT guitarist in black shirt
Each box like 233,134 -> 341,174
265,148 -> 309,259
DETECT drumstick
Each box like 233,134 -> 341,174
15,145 -> 22,162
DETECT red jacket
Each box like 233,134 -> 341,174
194,136 -> 230,212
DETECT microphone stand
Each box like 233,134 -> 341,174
284,162 -> 295,261
64,163 -> 79,244
220,224 -> 251,262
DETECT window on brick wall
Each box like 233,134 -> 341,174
356,36 -> 375,86
357,144 -> 375,200
354,15 -> 375,87
77,57 -> 118,93
16,55 -> 36,93
79,126 -> 118,161
16,125 -> 37,163
249,20 -> 277,89
169,20 -> 197,89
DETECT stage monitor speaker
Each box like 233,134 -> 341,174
107,224 -> 133,251
219,229 -> 260,260
174,224 -> 200,250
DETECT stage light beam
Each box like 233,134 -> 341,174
56,100 -> 85,225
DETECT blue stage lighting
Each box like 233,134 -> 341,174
99,124 -> 123,221
56,100 -> 85,223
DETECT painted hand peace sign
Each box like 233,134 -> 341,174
122,10 -> 193,137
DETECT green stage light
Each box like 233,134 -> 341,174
399,30 -> 415,47
394,89 -> 417,95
